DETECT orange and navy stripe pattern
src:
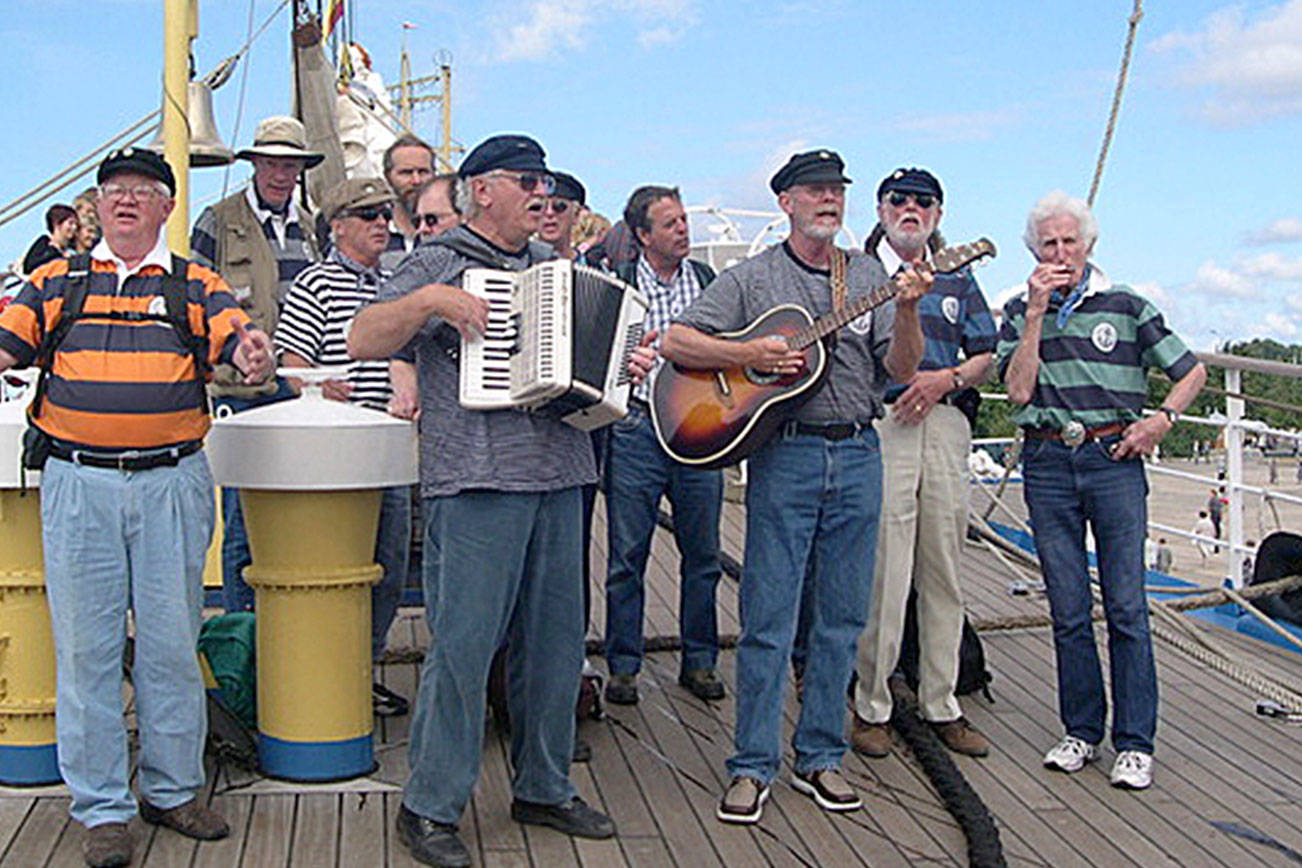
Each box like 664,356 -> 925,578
0,256 -> 251,449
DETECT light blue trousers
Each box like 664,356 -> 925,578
41,453 -> 213,827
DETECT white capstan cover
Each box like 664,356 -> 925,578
0,373 -> 37,489
207,379 -> 418,490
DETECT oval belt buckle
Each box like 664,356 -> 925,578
1061,420 -> 1086,449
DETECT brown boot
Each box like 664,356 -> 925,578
931,718 -> 990,757
850,714 -> 891,758
82,822 -> 133,868
139,799 -> 230,840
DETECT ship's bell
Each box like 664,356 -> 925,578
145,81 -> 234,167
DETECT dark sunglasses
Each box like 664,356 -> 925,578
418,213 -> 445,228
493,171 -> 556,195
887,192 -> 935,209
344,205 -> 393,222
543,199 -> 571,214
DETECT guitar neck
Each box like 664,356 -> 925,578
788,278 -> 901,350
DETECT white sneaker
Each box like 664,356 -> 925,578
1042,736 -> 1101,773
1110,750 -> 1153,789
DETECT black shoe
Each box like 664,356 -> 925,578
604,673 -> 638,705
678,668 -> 725,701
510,796 -> 616,839
572,734 -> 592,763
373,682 -> 410,717
395,805 -> 470,867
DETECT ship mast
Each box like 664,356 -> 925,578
162,0 -> 196,254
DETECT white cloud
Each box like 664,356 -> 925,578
1288,293 -> 1302,311
1264,312 -> 1300,338
1189,260 -> 1256,298
1246,217 -> 1302,245
1150,0 -> 1302,125
494,0 -> 696,61
1131,281 -> 1173,307
1239,252 -> 1302,281
888,107 -> 1021,143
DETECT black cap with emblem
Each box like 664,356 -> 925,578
458,134 -> 548,178
97,147 -> 177,195
551,171 -> 586,206
770,149 -> 852,194
876,167 -> 943,203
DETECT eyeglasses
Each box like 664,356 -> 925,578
417,212 -> 455,229
543,199 -> 571,214
99,183 -> 168,202
488,171 -> 556,195
887,192 -> 936,209
342,205 -> 393,222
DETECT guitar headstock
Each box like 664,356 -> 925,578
933,238 -> 997,274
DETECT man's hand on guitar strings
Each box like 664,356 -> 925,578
746,336 -> 805,376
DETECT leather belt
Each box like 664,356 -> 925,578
50,440 -> 203,471
628,396 -> 650,413
784,420 -> 871,441
1022,422 -> 1125,445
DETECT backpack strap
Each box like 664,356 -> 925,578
29,254 -> 92,420
165,254 -> 211,414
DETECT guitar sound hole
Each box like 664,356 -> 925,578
745,367 -> 783,386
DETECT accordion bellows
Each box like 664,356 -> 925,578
459,260 -> 648,430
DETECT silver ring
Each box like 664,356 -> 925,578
915,403 -> 924,412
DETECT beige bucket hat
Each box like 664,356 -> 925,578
235,115 -> 325,167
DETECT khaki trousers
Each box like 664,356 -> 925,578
855,403 -> 969,723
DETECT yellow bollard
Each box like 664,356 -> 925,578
241,489 -> 381,779
0,489 -> 59,785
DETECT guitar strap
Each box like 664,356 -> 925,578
825,247 -> 848,349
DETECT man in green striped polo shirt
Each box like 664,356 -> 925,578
996,191 -> 1206,791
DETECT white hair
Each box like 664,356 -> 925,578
1022,190 -> 1098,253
453,176 -> 483,220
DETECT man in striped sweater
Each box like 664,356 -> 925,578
273,177 -> 412,717
997,191 -> 1206,791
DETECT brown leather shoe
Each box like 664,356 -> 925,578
139,798 -> 230,840
82,822 -> 133,868
850,714 -> 891,758
931,718 -> 990,757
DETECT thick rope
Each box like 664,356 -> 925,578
1087,0 -> 1144,206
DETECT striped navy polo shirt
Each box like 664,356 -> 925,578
995,265 -> 1197,430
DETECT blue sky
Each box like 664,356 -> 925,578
2,0 -> 1300,351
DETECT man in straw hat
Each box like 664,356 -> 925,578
190,114 -> 324,615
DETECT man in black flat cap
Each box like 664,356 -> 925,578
536,170 -> 585,260
350,134 -> 623,867
662,150 -> 928,824
851,167 -> 996,761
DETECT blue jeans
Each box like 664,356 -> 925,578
41,453 -> 214,827
1022,436 -> 1157,754
604,408 -> 723,676
727,427 -> 882,784
373,485 -> 413,659
213,379 -> 297,613
404,488 -> 583,824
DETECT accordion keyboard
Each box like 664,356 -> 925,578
458,269 -> 518,409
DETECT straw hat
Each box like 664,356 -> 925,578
235,115 -> 325,167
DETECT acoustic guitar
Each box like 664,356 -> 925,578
650,238 -> 996,469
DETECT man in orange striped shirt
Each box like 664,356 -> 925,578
0,148 -> 273,868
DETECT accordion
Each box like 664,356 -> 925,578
458,260 -> 649,430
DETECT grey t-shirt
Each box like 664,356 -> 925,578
372,225 -> 597,497
676,242 -> 895,424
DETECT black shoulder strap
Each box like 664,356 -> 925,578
29,254 -> 92,419
690,258 -> 716,286
165,254 -> 211,414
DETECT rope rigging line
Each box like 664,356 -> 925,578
222,0 -> 262,199
1087,0 -> 1144,206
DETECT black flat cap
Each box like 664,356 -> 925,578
877,167 -> 943,203
552,171 -> 586,206
770,149 -> 852,194
458,134 -> 548,178
99,147 -> 177,195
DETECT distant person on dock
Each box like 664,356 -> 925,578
0,147 -> 275,868
191,115 -> 324,615
1192,511 -> 1215,562
21,203 -> 78,275
663,149 -> 928,824
850,167 -> 995,762
351,135 -> 631,865
998,190 -> 1206,791
1207,486 -> 1224,542
1155,538 -> 1174,573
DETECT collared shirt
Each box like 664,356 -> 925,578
633,252 -> 704,402
0,243 -> 247,448
245,185 -> 298,249
995,264 -> 1197,430
274,248 -> 393,412
380,223 -> 416,272
874,237 -> 996,396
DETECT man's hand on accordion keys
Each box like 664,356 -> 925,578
628,329 -> 658,386
425,282 -> 491,341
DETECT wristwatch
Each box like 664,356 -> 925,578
951,368 -> 965,389
1159,406 -> 1178,425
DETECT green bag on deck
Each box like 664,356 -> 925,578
198,612 -> 257,729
